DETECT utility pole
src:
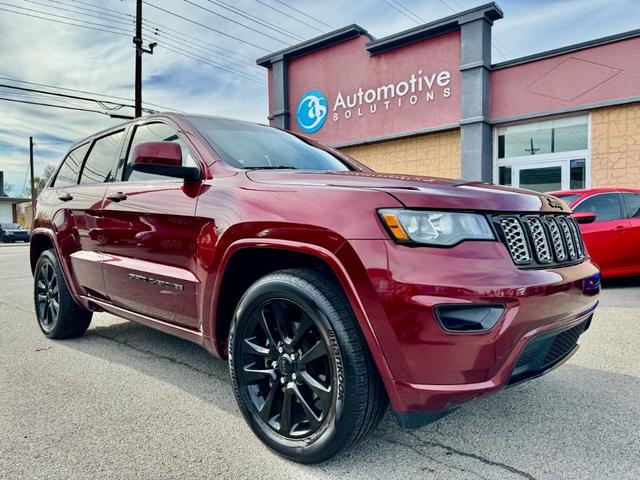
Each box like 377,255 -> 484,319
133,0 -> 157,118
29,136 -> 35,214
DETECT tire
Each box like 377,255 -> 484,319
229,268 -> 387,463
34,249 -> 92,339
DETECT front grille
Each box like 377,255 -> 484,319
493,214 -> 584,268
508,316 -> 591,385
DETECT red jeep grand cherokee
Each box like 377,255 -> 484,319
31,114 -> 600,463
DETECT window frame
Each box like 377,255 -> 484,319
572,192 -> 625,222
50,141 -> 91,189
77,129 -> 126,186
118,120 -> 201,183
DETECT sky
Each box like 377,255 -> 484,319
1,0 -> 639,196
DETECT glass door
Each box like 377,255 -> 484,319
497,156 -> 587,193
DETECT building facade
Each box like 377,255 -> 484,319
257,2 -> 640,193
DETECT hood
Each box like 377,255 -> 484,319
246,170 -> 571,213
4,228 -> 28,233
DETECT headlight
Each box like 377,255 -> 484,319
379,209 -> 495,246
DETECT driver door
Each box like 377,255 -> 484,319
100,121 -> 205,329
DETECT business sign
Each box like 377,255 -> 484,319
287,31 -> 460,145
296,90 -> 328,133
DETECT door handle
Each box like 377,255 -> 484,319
58,193 -> 73,202
107,192 -> 127,202
614,225 -> 628,231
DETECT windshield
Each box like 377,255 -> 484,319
188,116 -> 351,171
1,223 -> 20,229
553,193 -> 582,205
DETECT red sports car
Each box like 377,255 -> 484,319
549,188 -> 640,278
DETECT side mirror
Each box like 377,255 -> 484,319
571,211 -> 596,224
132,141 -> 200,181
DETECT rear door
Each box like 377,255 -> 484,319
101,121 -> 204,329
51,134 -> 123,299
573,193 -> 631,275
621,192 -> 640,273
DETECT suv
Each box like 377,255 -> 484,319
31,114 -> 600,463
1,223 -> 30,243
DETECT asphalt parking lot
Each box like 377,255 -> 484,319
1,243 -> 639,480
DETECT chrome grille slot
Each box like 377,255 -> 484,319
498,217 -> 531,264
525,216 -> 552,263
557,216 -> 577,260
494,214 -> 584,268
543,216 -> 567,261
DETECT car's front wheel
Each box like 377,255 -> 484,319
229,269 -> 387,463
34,249 -> 92,338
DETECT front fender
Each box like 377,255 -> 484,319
200,237 -> 394,380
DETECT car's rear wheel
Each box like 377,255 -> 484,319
229,269 -> 387,463
34,249 -> 92,338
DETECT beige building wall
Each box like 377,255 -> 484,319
591,103 -> 640,189
340,129 -> 461,179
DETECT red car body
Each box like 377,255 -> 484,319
31,113 -> 599,426
549,188 -> 640,278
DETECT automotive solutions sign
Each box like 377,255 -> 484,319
296,69 -> 452,133
288,31 -> 460,145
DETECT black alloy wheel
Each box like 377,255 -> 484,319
35,260 -> 60,333
33,249 -> 92,339
238,297 -> 333,438
229,269 -> 387,464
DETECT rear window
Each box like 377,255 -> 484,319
53,143 -> 90,188
187,116 -> 350,171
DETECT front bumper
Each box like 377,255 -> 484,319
338,239 -> 600,424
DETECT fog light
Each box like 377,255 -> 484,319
435,305 -> 504,332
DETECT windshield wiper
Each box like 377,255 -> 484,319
244,166 -> 297,170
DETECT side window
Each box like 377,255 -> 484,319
623,193 -> 640,219
574,193 -> 624,221
53,143 -> 90,188
124,123 -> 197,182
79,131 -> 125,185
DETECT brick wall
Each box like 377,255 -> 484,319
340,129 -> 461,179
591,103 -> 640,189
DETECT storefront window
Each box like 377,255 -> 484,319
497,117 -> 588,159
495,115 -> 590,192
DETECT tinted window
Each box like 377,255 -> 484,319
188,116 -> 350,171
574,193 -> 623,221
53,143 -> 89,188
623,193 -> 640,218
124,123 -> 197,182
79,131 -> 124,184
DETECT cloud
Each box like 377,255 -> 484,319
0,0 -> 637,193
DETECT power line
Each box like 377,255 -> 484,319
142,2 -> 270,52
69,0 -> 258,62
1,3 -> 265,84
0,83 -> 143,111
158,44 -> 266,85
0,1 -> 132,35
381,0 -> 423,24
43,0 -> 263,72
0,96 -> 131,117
252,0 -> 325,34
183,0 -> 293,46
0,5 -> 131,37
0,74 -> 181,112
269,0 -> 334,30
203,0 -> 305,42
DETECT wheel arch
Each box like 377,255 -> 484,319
209,239 -> 393,380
